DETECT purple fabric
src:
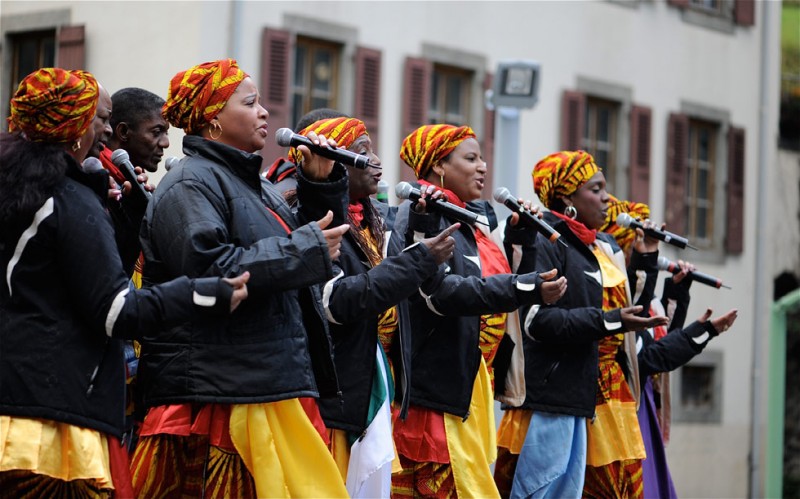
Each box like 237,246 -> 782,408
638,379 -> 678,499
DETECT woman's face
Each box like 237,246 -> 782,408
212,77 -> 269,153
346,134 -> 382,201
566,171 -> 610,230
437,137 -> 486,202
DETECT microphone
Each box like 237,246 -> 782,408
275,127 -> 380,170
658,257 -> 730,289
81,156 -> 104,173
111,149 -> 152,201
493,187 -> 566,246
375,180 -> 389,203
616,213 -> 697,250
164,156 -> 180,171
395,182 -> 486,227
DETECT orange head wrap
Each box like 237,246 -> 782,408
290,117 -> 367,165
532,150 -> 600,210
400,124 -> 476,179
600,194 -> 651,253
162,59 -> 248,134
8,68 -> 98,144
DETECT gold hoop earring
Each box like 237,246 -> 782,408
209,122 -> 223,140
71,140 -> 81,152
565,205 -> 578,220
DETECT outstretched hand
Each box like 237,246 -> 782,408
298,131 -> 338,181
316,210 -> 350,261
698,307 -> 738,334
222,271 -> 250,312
538,268 -> 567,305
421,223 -> 460,264
620,305 -> 669,332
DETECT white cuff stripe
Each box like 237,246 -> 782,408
516,280 -> 536,292
322,270 -> 345,324
193,291 -> 217,307
419,288 -> 445,316
604,319 -> 622,331
105,286 -> 131,337
692,332 -> 710,344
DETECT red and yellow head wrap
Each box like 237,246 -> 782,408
290,117 -> 367,164
400,124 -> 476,179
600,194 -> 651,253
162,59 -> 248,134
8,68 -> 98,143
532,150 -> 600,209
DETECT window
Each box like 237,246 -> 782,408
429,65 -> 471,126
8,30 -> 55,104
583,97 -> 619,194
291,37 -> 340,131
689,0 -> 724,14
673,350 -> 723,423
686,120 -> 718,246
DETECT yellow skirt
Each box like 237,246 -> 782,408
0,416 -> 112,488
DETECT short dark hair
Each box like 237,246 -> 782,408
293,108 -> 348,132
110,87 -> 165,130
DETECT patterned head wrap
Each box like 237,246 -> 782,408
532,150 -> 600,209
290,117 -> 368,164
400,124 -> 476,179
8,68 -> 99,143
162,59 -> 248,134
600,194 -> 651,253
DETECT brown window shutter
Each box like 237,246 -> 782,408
560,90 -> 585,151
726,126 -> 745,254
400,57 -> 431,183
667,0 -> 689,7
483,72 -> 496,198
56,25 -> 85,70
734,0 -> 755,26
664,113 -> 689,235
629,105 -> 652,204
355,46 -> 382,152
260,28 -> 292,165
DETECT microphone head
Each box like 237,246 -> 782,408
616,212 -> 634,228
657,256 -> 671,271
395,181 -> 413,200
492,187 -> 512,203
165,156 -> 180,171
110,148 -> 130,166
81,157 -> 104,173
275,127 -> 294,147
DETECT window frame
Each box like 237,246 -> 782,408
673,350 -> 724,424
583,96 -> 620,195
685,118 -> 718,248
290,35 -> 342,131
428,63 -> 472,126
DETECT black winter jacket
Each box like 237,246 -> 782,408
518,212 -> 645,418
138,136 -> 347,407
314,200 -> 439,433
0,157 -> 232,437
389,200 -> 546,418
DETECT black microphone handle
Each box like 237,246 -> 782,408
281,131 -> 376,170
500,199 -> 562,243
114,155 -> 152,201
626,216 -> 691,250
426,197 -> 479,226
660,259 -> 727,289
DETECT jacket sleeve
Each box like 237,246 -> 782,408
637,320 -> 718,378
323,243 -> 438,324
57,192 -> 233,341
416,271 -> 545,316
661,277 -> 692,331
521,234 -> 625,344
145,179 -> 332,295
627,250 -> 659,312
294,163 -> 349,227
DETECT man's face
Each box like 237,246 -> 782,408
123,111 -> 170,172
89,87 -> 112,158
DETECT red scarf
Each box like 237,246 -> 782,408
552,210 -> 596,245
417,180 -> 467,208
348,202 -> 364,227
